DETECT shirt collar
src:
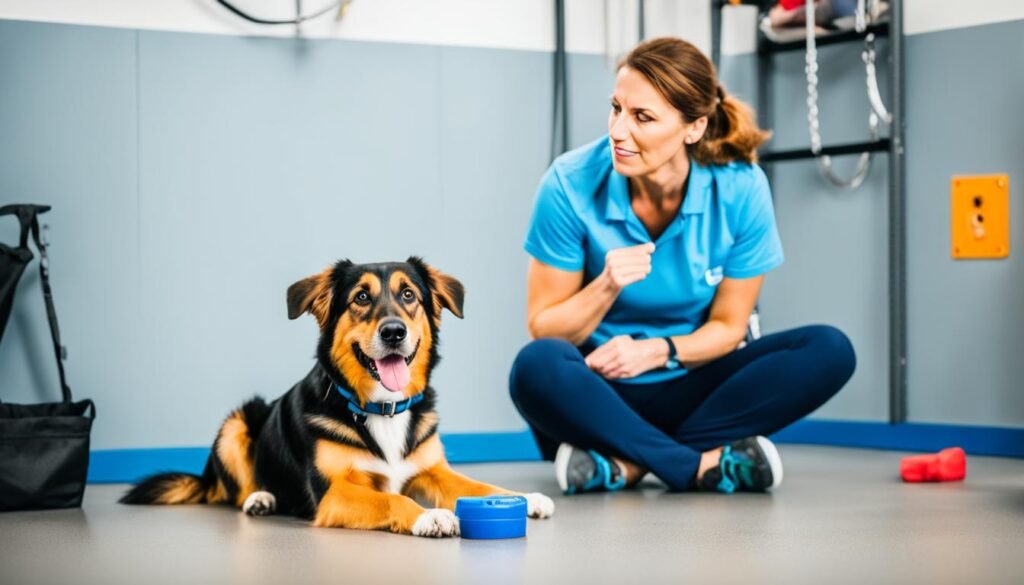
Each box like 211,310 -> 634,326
604,158 -> 712,222
682,162 -> 711,215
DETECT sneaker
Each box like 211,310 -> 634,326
698,436 -> 784,494
554,443 -> 627,495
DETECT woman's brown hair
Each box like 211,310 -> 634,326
620,37 -> 771,165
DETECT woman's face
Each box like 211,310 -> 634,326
608,66 -> 706,177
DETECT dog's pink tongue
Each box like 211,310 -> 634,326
375,355 -> 410,392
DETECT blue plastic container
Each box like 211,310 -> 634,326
455,496 -> 527,539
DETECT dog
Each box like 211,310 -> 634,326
121,257 -> 554,537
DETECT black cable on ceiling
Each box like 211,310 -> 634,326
214,0 -> 344,25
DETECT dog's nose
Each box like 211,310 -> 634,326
379,320 -> 407,345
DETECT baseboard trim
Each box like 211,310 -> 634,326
88,419 -> 1024,483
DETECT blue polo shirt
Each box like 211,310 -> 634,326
524,135 -> 784,384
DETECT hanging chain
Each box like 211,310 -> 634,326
804,1 -> 824,156
863,33 -> 893,123
804,0 -> 890,189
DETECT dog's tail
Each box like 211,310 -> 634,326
119,454 -> 223,505
119,471 -> 209,505
120,396 -> 272,506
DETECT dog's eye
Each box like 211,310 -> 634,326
401,289 -> 416,303
354,291 -> 371,306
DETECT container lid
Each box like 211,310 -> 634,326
455,496 -> 527,520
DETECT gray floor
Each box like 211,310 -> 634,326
2,446 -> 1023,585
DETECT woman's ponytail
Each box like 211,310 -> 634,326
692,85 -> 772,165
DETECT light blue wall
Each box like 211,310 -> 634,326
0,21 -> 612,449
722,19 -> 1024,426
3,18 -> 1023,454
1,23 -> 143,447
902,22 -> 1024,426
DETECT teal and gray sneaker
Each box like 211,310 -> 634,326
698,436 -> 783,493
554,443 -> 627,495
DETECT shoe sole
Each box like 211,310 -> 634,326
554,443 -> 574,494
755,436 -> 784,489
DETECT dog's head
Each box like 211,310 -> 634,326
286,257 -> 464,405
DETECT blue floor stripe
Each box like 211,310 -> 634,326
88,432 -> 544,484
91,448 -> 211,484
88,419 -> 1024,483
771,419 -> 1024,458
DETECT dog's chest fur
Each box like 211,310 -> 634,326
357,411 -> 417,493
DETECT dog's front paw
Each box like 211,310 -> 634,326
524,492 -> 555,519
242,491 -> 276,517
412,508 -> 460,538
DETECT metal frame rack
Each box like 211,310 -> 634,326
711,0 -> 907,423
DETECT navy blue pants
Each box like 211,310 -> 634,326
508,325 -> 855,491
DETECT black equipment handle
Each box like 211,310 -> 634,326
0,204 -> 71,403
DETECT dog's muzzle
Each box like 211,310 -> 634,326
378,319 -> 407,348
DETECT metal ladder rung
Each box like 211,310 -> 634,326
760,139 -> 891,163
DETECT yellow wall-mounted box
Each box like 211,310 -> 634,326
951,174 -> 1009,259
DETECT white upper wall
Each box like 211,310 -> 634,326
0,0 -> 558,50
0,0 -> 707,54
1,0 -> 1022,55
905,0 -> 1024,36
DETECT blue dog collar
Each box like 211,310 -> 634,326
335,384 -> 424,420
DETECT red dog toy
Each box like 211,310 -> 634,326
900,447 -> 967,482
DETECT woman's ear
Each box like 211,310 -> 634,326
685,116 -> 709,144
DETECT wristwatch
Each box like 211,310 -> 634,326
662,337 -> 681,370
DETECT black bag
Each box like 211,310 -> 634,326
0,204 -> 95,512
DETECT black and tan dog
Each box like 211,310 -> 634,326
121,258 -> 554,537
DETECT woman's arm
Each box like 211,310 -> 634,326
670,274 -> 764,368
565,275 -> 768,381
526,243 -> 655,345
526,260 -> 613,346
587,274 -> 763,379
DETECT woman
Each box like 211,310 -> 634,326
509,37 -> 855,495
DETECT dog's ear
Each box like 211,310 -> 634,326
287,262 -> 348,327
407,256 -> 464,321
430,268 -> 465,319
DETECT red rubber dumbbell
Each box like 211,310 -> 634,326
900,447 -> 967,483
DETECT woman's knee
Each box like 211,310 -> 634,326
508,338 -> 581,404
803,325 -> 857,388
511,338 -> 580,373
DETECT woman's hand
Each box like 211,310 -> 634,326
601,243 -> 655,291
585,335 -> 667,380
